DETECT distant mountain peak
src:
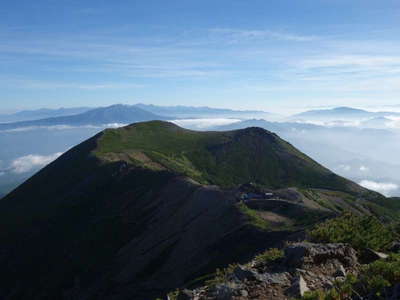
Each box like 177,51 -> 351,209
332,106 -> 367,112
0,104 -> 169,130
292,106 -> 373,120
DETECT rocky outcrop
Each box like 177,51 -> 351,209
284,242 -> 358,270
173,242 -> 359,300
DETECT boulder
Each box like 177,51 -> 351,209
284,242 -> 358,268
208,284 -> 234,300
290,275 -> 310,297
256,272 -> 289,285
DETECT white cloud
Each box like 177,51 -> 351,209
297,55 -> 400,69
9,152 -> 63,174
385,116 -> 400,129
359,165 -> 369,172
359,180 -> 398,196
337,164 -> 351,172
293,119 -> 362,127
104,123 -> 128,128
171,118 -> 241,130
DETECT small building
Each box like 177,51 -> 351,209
264,192 -> 274,199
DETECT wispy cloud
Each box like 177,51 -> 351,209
0,78 -> 144,90
359,179 -> 399,196
297,55 -> 400,69
8,152 -> 63,174
210,28 -> 317,42
337,164 -> 351,172
1,25 -> 400,109
385,116 -> 400,129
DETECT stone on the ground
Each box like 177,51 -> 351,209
208,284 -> 234,300
334,265 -> 346,277
291,275 -> 310,297
256,272 -> 289,285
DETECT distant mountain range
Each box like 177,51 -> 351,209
360,116 -> 393,129
292,106 -> 400,121
212,118 -> 320,132
135,103 -> 273,118
0,104 -> 276,131
1,121 -> 396,299
3,105 -> 400,131
0,107 -> 92,123
0,104 -> 168,131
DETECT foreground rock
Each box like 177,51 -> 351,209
172,242 -> 359,300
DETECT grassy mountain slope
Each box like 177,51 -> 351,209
0,121 -> 396,300
95,121 -> 360,192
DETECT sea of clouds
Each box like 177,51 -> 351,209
171,118 -> 241,130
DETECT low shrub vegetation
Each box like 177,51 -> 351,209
254,248 -> 284,265
308,212 -> 395,251
302,254 -> 400,299
357,253 -> 400,297
302,274 -> 357,300
204,264 -> 238,286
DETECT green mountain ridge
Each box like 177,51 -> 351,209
94,121 -> 361,191
0,121 -> 397,300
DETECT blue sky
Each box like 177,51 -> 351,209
1,0 -> 399,114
